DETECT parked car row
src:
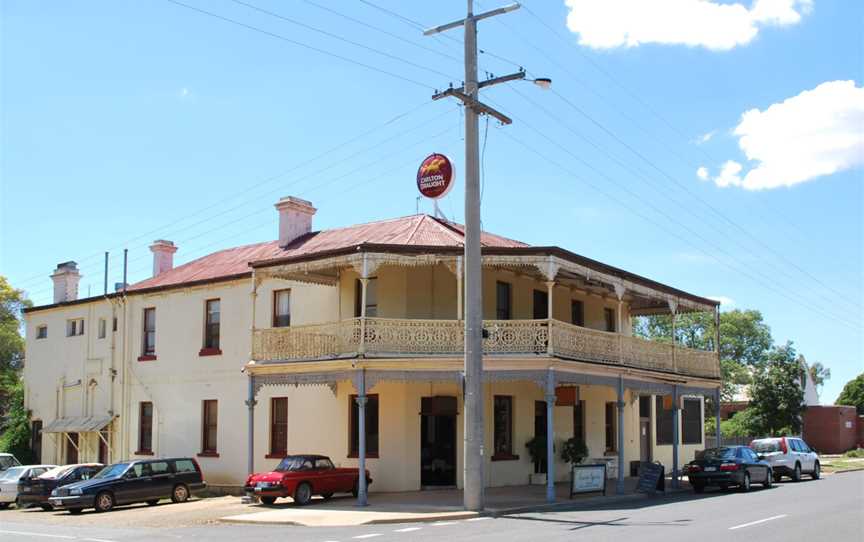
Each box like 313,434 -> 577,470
686,437 -> 821,493
0,455 -> 206,514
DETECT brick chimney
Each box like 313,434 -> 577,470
51,261 -> 81,303
149,240 -> 177,277
275,197 -> 316,247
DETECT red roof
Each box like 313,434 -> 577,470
129,215 -> 527,291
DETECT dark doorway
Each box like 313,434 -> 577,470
533,290 -> 548,319
420,396 -> 457,487
534,401 -> 547,474
639,396 -> 652,462
98,430 -> 109,465
65,433 -> 79,464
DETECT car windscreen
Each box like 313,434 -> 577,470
701,448 -> 738,461
93,463 -> 130,479
751,440 -> 781,453
0,456 -> 18,470
0,466 -> 26,481
39,466 -> 75,480
275,457 -> 308,472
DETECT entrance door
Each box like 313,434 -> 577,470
420,396 -> 457,487
639,395 -> 652,462
534,401 -> 547,474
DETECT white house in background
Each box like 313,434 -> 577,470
23,196 -> 721,495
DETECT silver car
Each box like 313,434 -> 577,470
750,437 -> 820,482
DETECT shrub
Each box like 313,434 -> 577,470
560,437 -> 589,465
843,448 -> 864,458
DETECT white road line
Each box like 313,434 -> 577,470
83,539 -> 118,542
466,517 -> 491,521
729,514 -> 788,530
431,521 -> 456,526
0,531 -> 76,540
393,527 -> 422,532
352,535 -> 382,540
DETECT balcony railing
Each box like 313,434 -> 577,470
252,318 -> 720,379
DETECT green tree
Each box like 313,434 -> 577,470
0,276 -> 32,460
805,359 -> 831,391
747,342 -> 806,435
633,309 -> 772,401
836,373 -> 864,415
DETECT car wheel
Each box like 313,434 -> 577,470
763,471 -> 773,489
739,472 -> 751,493
773,473 -> 782,483
171,484 -> 190,503
792,463 -> 802,482
693,483 -> 705,494
293,483 -> 312,506
811,462 -> 820,480
68,508 -> 83,515
260,496 -> 277,505
146,500 -> 159,506
95,491 -> 115,513
40,504 -> 54,512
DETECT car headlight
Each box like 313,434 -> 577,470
50,489 -> 58,496
69,488 -> 83,496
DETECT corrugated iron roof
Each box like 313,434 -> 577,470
43,415 -> 113,433
128,214 -> 527,292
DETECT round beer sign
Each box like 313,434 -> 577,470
416,153 -> 455,199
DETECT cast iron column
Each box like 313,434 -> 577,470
616,376 -> 625,494
356,369 -> 368,506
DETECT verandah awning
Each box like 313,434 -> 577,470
42,415 -> 113,433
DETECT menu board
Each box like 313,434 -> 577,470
570,464 -> 607,497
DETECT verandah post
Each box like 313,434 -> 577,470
672,384 -> 680,489
545,368 -> 556,503
356,368 -> 368,506
616,375 -> 625,495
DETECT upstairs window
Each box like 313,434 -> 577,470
204,299 -> 220,350
533,289 -> 548,320
354,278 -> 378,317
273,290 -> 291,327
142,308 -> 156,356
98,318 -> 106,339
36,325 -> 48,339
571,300 -> 584,327
66,319 -> 84,337
604,307 -> 616,332
495,281 -> 512,320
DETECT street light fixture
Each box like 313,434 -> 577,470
533,77 -> 552,90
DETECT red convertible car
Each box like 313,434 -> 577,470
244,455 -> 371,505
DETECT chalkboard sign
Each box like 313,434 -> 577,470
570,464 -> 607,497
636,462 -> 665,494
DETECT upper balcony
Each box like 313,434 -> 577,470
252,317 -> 719,380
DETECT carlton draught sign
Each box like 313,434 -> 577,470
416,153 -> 455,199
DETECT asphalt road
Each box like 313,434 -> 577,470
1,471 -> 861,542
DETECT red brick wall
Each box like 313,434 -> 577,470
803,406 -> 859,454
858,416 -> 864,448
720,401 -> 749,420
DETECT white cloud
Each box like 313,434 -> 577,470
696,130 -> 716,144
696,166 -> 709,180
708,295 -> 735,307
564,0 -> 812,51
708,80 -> 864,190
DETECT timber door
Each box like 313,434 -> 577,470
534,401 -> 548,474
639,396 -> 652,462
420,396 -> 457,487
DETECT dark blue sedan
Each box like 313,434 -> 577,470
685,446 -> 773,493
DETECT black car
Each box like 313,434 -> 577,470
49,458 -> 206,514
685,446 -> 773,493
18,464 -> 103,511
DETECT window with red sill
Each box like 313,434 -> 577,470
269,397 -> 288,458
200,299 -> 221,356
137,402 -> 153,454
139,308 -> 156,361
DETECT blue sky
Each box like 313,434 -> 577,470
1,1 -> 861,402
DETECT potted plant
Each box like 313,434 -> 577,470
560,437 -> 589,467
525,436 -> 548,485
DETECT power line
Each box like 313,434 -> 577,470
508,85 -> 861,315
13,99 -> 437,289
517,1 -> 861,278
226,0 -> 458,81
164,0 -> 434,90
496,124 -> 860,333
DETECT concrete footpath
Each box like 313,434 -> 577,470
220,478 -> 687,527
